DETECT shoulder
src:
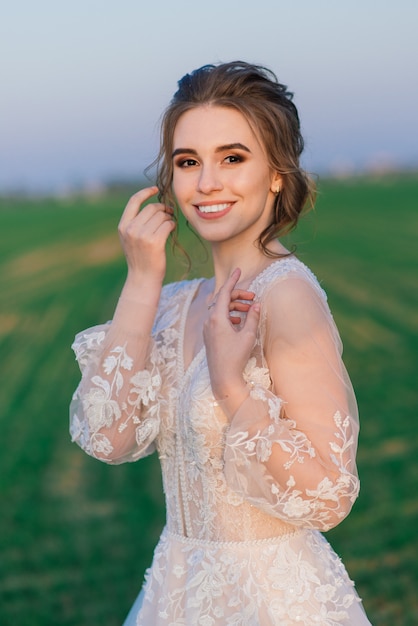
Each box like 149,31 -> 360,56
253,256 -> 327,304
255,258 -> 337,344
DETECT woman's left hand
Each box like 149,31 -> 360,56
203,268 -> 260,409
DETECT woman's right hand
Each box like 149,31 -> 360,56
118,186 -> 175,289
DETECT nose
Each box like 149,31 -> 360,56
197,165 -> 223,194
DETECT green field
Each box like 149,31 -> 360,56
1,175 -> 417,625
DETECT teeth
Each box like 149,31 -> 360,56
197,203 -> 230,214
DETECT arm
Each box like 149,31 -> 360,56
70,187 -> 175,463
205,271 -> 360,531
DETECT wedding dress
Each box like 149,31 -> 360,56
70,257 -> 372,625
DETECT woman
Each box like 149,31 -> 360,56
70,61 -> 372,624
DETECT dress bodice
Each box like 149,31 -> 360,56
154,264 -> 301,541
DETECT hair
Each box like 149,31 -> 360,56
152,60 -> 315,258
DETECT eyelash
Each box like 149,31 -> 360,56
175,155 -> 243,168
224,155 -> 242,164
177,158 -> 198,168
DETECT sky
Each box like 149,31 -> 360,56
1,0 -> 417,193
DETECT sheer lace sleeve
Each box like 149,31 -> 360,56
70,285 -> 178,464
223,273 -> 360,531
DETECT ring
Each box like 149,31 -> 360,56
207,301 -> 216,310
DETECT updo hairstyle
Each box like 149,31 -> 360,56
154,61 -> 315,257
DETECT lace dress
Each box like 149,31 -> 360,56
70,258 -> 372,625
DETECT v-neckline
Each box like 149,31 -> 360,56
179,278 -> 207,378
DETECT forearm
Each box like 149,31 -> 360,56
71,279 -> 164,462
224,385 -> 359,530
104,275 -> 162,364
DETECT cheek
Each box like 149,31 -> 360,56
171,170 -> 180,194
172,172 -> 191,202
237,164 -> 271,191
172,175 -> 195,215
240,176 -> 270,202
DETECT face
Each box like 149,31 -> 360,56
171,105 -> 281,248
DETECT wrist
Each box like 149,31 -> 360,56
121,272 -> 163,309
212,378 -> 249,418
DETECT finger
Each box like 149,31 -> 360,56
119,186 -> 159,226
228,299 -> 255,321
123,209 -> 175,244
121,201 -> 171,235
215,268 -> 241,311
242,303 -> 261,334
230,289 -> 255,302
139,201 -> 174,224
229,301 -> 251,313
154,216 -> 176,241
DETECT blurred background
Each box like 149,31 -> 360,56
2,0 -> 417,193
1,1 -> 417,624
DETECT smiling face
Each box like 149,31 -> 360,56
172,105 -> 281,249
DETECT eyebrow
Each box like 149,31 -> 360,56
171,142 -> 251,158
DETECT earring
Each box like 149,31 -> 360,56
273,187 -> 280,194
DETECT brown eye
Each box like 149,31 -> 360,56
224,155 -> 242,164
176,158 -> 198,168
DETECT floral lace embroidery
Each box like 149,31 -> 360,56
225,385 -> 359,531
71,262 -> 368,624
137,528 -> 362,625
71,282 -> 187,461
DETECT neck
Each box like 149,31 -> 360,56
209,238 -> 288,294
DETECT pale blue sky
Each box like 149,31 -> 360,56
1,0 -> 417,192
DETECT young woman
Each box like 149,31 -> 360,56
70,61 -> 372,625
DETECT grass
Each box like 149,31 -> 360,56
0,174 -> 417,624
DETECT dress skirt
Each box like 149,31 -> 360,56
122,527 -> 372,625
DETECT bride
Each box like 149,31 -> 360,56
70,61 -> 372,625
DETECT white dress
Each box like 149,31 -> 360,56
70,258 -> 372,625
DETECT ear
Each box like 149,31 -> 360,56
270,172 -> 282,195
